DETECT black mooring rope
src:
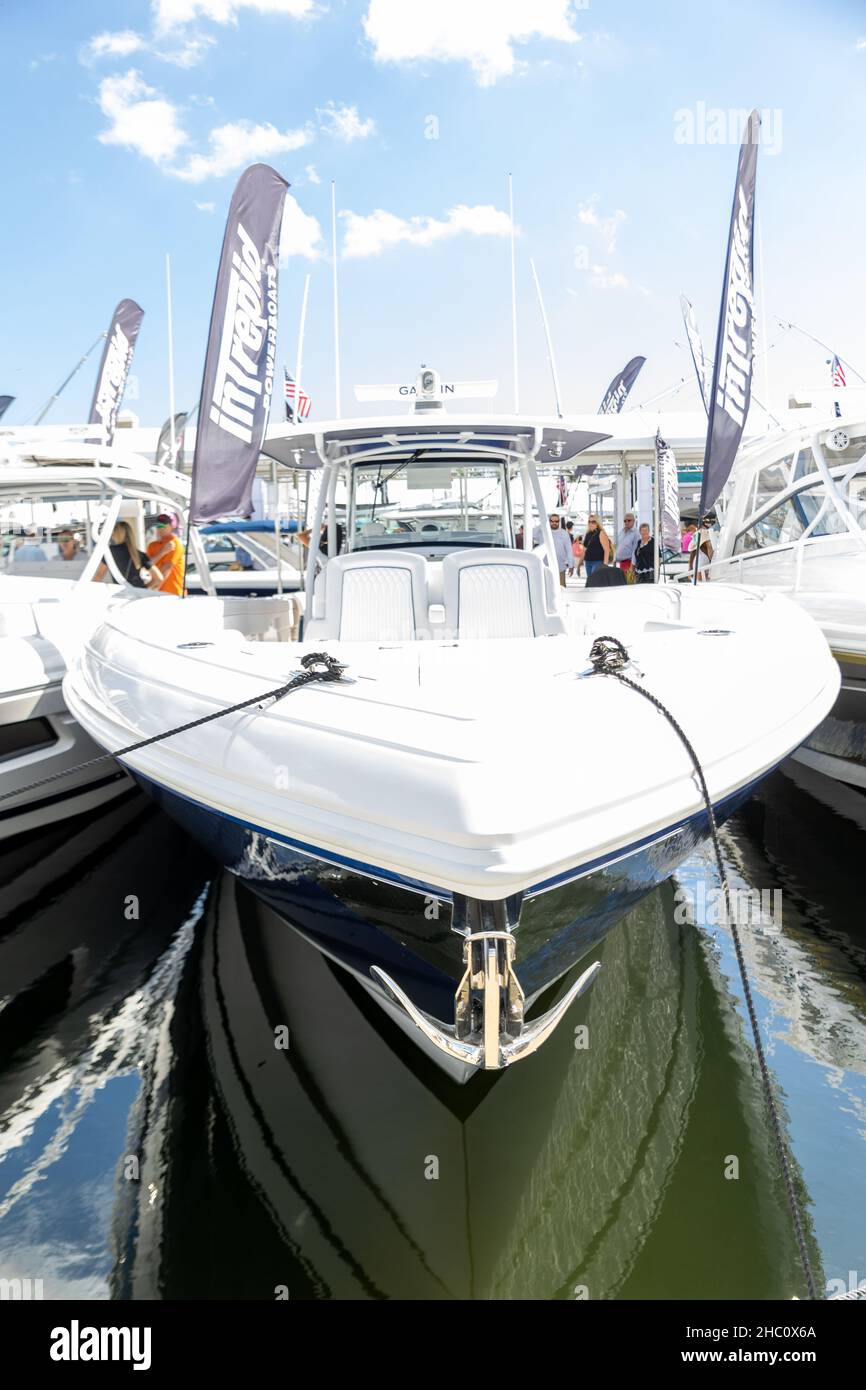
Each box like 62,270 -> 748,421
587,635 -> 818,1301
0,651 -> 347,807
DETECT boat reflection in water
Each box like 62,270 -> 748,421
1,794 -> 844,1300
120,873 -> 809,1301
0,793 -> 212,1299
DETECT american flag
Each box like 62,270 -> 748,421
284,368 -> 311,423
831,355 -> 847,389
556,473 -> 568,506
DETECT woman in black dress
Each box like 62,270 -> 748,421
93,521 -> 154,588
634,523 -> 656,583
582,516 -> 611,578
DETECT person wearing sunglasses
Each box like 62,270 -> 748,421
57,528 -> 81,561
582,515 -> 611,578
548,513 -> 573,587
146,513 -> 185,595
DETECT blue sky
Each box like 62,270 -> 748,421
2,0 -> 865,426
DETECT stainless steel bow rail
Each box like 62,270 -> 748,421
0,651 -> 348,808
586,634 -> 819,1303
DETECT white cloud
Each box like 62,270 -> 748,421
171,118 -> 311,181
578,195 -> 626,255
362,0 -> 582,86
304,163 -> 321,184
195,200 -> 215,211
83,26 -> 213,68
341,202 -> 512,259
858,38 -> 866,50
279,194 -> 325,260
152,0 -> 316,32
97,69 -> 188,165
84,31 -> 147,61
586,264 -> 649,296
317,102 -> 376,142
157,33 -> 216,65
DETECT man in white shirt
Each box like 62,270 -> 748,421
549,513 -> 573,587
615,513 -> 640,575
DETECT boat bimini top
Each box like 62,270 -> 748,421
262,380 -> 610,642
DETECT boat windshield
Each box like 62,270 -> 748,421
350,457 -> 511,550
733,458 -> 866,554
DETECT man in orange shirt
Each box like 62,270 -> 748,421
147,514 -> 185,595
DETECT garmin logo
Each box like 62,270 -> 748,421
398,382 -> 455,396
714,184 -> 754,429
210,220 -> 277,446
93,323 -> 132,427
50,1320 -> 151,1371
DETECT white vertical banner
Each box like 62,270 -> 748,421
656,433 -> 680,552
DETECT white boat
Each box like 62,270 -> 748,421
708,417 -> 866,787
0,435 -> 191,839
63,382 -> 840,1076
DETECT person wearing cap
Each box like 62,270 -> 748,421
57,528 -> 81,561
147,514 -> 185,595
688,517 -> 714,582
14,529 -> 48,562
615,512 -> 639,575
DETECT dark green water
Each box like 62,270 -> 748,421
1,767 -> 864,1299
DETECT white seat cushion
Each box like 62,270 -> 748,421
442,549 -> 566,639
304,551 -> 428,642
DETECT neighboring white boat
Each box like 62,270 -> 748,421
0,437 -> 191,839
64,384 -> 840,1076
708,417 -> 866,787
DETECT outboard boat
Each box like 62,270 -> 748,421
0,436 -> 191,839
708,417 -> 866,787
64,377 -> 840,1077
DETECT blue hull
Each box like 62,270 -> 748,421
136,773 -> 758,1018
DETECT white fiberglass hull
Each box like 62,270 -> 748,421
710,548 -> 866,787
0,578 -> 135,838
63,585 -> 835,901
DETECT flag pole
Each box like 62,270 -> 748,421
32,332 -> 106,424
508,173 -> 519,414
653,433 -> 661,584
757,214 -> 772,428
529,257 -> 562,418
166,253 -> 176,466
331,183 -> 342,419
295,271 -> 310,407
776,317 -> 866,385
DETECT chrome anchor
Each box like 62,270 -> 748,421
371,895 -> 601,1070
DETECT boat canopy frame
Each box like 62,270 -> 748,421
271,420 -> 611,609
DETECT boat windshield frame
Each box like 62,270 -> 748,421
0,458 -> 192,592
718,422 -> 866,569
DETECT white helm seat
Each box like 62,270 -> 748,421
442,549 -> 566,639
304,551 -> 429,642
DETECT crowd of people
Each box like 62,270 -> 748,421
7,514 -> 186,594
540,509 -> 718,587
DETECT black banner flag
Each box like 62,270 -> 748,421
598,356 -> 646,414
699,111 -> 760,516
189,163 -> 288,524
156,412 -> 188,470
88,299 -> 144,445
